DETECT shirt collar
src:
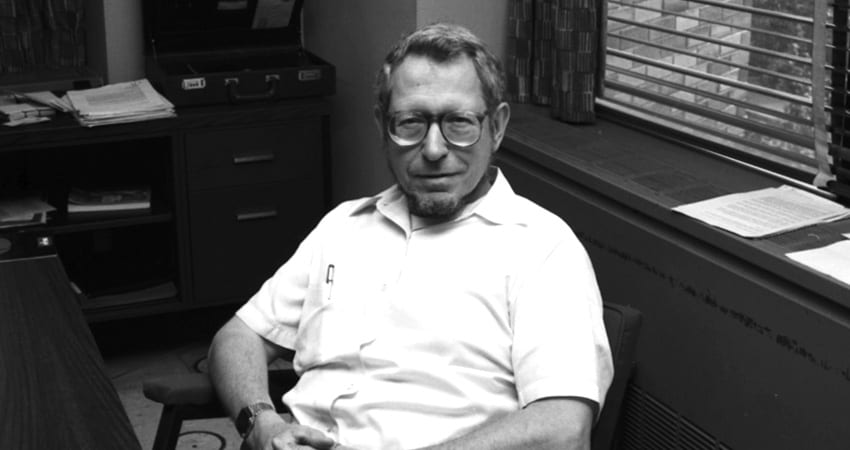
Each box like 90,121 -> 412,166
472,168 -> 528,226
349,167 -> 528,228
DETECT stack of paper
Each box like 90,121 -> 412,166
786,236 -> 850,286
67,187 -> 151,214
0,101 -> 55,127
673,185 -> 850,238
18,91 -> 74,113
65,79 -> 176,127
0,197 -> 56,229
1,90 -> 79,127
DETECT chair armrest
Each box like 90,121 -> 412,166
143,373 -> 216,406
592,302 -> 642,450
143,369 -> 300,410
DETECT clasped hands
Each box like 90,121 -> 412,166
242,412 -> 357,450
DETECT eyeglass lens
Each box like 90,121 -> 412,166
389,111 -> 484,147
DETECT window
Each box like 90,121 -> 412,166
602,0 -> 849,201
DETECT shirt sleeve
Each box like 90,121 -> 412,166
236,215 -> 323,350
509,234 -> 614,412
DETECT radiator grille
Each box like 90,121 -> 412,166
620,385 -> 732,450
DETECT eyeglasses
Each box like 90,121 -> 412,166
387,110 -> 488,148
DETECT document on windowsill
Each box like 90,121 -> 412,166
672,185 -> 850,238
786,236 -> 850,286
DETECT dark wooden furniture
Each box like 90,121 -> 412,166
142,302 -> 642,450
0,98 -> 330,322
0,251 -> 141,449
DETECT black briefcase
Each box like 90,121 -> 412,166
143,0 -> 335,107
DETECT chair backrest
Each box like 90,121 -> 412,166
591,302 -> 643,450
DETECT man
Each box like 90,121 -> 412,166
208,23 -> 613,450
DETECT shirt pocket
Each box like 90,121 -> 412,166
292,263 -> 378,371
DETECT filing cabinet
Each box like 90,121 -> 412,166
186,120 -> 326,305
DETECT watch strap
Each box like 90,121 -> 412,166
235,402 -> 275,438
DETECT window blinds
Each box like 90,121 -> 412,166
828,0 -> 850,201
601,0 -> 850,201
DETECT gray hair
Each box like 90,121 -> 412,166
374,23 -> 506,129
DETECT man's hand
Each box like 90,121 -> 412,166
242,412 -> 338,450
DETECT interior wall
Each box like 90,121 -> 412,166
416,0 -> 509,65
86,0 -> 144,83
303,0 -> 416,204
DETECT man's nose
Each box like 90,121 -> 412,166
421,122 -> 449,161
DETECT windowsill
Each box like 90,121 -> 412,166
501,103 -> 850,313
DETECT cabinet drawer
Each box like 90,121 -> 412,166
189,180 -> 324,305
186,119 -> 321,191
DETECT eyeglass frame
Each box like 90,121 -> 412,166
385,109 -> 491,148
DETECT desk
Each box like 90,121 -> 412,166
0,252 -> 141,449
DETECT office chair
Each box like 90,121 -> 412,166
143,302 -> 641,450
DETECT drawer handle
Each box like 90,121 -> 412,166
233,153 -> 275,165
236,209 -> 278,222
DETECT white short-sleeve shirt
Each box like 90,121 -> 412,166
237,169 -> 613,450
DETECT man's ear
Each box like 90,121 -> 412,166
490,102 -> 511,152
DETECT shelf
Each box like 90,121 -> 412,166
55,222 -> 179,310
1,211 -> 174,235
51,210 -> 174,234
79,281 -> 179,311
0,99 -> 331,322
0,98 -> 331,151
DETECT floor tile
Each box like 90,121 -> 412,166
106,340 -> 245,449
95,306 -> 243,449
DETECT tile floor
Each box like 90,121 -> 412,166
94,306 -> 243,450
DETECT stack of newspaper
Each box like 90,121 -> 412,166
65,79 -> 176,127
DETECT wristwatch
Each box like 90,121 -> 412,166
235,402 -> 275,438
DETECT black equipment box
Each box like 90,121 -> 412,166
143,0 -> 334,107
